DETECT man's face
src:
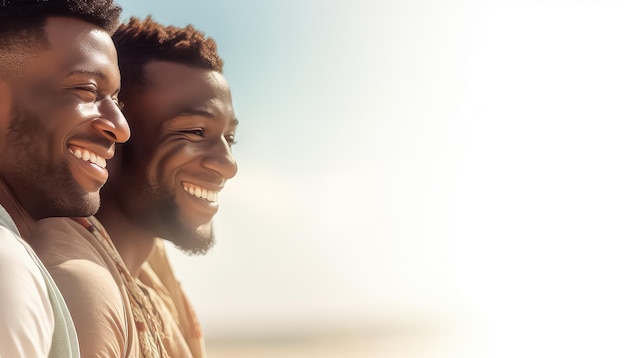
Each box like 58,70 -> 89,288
0,17 -> 130,220
109,61 -> 238,254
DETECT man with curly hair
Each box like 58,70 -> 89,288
31,16 -> 238,357
0,0 -> 129,357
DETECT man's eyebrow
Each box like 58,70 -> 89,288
65,69 -> 106,79
180,109 -> 214,119
177,111 -> 239,127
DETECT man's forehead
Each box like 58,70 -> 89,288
143,60 -> 223,87
34,18 -> 116,75
44,17 -> 112,50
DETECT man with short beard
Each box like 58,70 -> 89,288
31,17 -> 238,357
0,0 -> 129,357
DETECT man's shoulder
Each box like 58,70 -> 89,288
0,225 -> 44,282
0,225 -> 55,358
30,217 -> 109,267
0,207 -> 41,279
29,216 -> 124,293
30,218 -> 133,355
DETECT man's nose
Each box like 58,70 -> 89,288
92,99 -> 131,143
201,138 -> 238,180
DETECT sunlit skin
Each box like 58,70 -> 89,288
98,61 -> 237,275
0,17 -> 130,224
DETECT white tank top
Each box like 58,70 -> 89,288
0,205 -> 80,358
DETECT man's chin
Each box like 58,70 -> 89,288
168,222 -> 214,256
45,191 -> 100,218
70,192 -> 101,217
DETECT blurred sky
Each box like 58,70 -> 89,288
116,1 -> 626,357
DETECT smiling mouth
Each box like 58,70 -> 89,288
68,146 -> 107,169
182,182 -> 218,202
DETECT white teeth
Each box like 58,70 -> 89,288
69,147 -> 106,169
183,183 -> 217,202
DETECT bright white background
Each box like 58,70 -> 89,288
116,1 -> 626,357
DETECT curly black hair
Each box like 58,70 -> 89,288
113,16 -> 223,94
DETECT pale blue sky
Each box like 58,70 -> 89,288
114,0 -> 439,322
113,1 -> 626,357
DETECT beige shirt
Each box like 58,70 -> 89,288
31,217 -> 140,357
139,240 -> 206,358
30,217 -> 195,358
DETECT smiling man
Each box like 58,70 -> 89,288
30,17 -> 238,357
0,1 -> 129,357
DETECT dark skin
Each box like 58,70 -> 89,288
0,17 -> 129,234
97,60 -> 238,276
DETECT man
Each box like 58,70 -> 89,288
30,17 -> 238,357
0,1 -> 129,357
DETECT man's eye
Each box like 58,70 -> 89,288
74,86 -> 98,100
225,134 -> 237,146
180,129 -> 204,137
112,97 -> 125,110
78,86 -> 97,93
72,86 -> 98,102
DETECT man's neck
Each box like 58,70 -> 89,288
96,203 -> 157,277
0,177 -> 34,238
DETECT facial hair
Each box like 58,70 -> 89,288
130,180 -> 215,255
116,138 -> 216,255
3,102 -> 99,219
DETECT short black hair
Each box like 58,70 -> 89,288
113,16 -> 223,94
0,0 -> 121,79
0,0 -> 121,51
0,0 -> 121,32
